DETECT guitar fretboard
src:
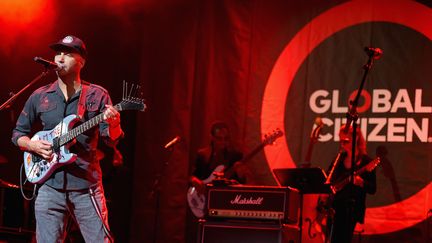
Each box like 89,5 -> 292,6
58,104 -> 121,146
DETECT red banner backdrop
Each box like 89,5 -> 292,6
262,0 -> 432,239
132,0 -> 431,242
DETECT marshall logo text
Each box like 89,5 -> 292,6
230,195 -> 264,205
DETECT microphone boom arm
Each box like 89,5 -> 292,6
0,69 -> 50,111
344,47 -> 381,133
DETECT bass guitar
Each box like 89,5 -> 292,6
23,92 -> 146,184
187,129 -> 283,218
299,117 -> 329,242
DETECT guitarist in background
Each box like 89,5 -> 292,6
11,35 -> 122,242
190,121 -> 255,196
326,125 -> 376,243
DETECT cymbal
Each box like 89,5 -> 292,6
0,154 -> 8,164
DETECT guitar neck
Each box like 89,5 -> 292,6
222,130 -> 282,179
241,143 -> 266,163
58,103 -> 120,146
333,158 -> 378,192
355,164 -> 369,176
304,122 -> 322,165
223,142 -> 267,179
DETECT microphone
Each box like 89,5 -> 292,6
364,47 -> 383,59
164,136 -> 181,149
33,57 -> 63,70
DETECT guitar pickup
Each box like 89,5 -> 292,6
32,154 -> 42,162
52,137 -> 60,153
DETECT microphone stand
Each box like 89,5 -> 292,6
345,52 -> 376,183
149,145 -> 177,243
0,69 -> 51,111
343,50 -> 379,240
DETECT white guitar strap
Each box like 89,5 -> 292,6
77,81 -> 89,120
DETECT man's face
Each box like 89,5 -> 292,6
54,51 -> 84,75
212,128 -> 230,150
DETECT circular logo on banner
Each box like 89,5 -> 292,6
261,0 -> 432,235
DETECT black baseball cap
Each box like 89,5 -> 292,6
49,35 -> 87,59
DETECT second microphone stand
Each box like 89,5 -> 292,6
149,144 -> 178,243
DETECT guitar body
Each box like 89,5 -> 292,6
186,187 -> 206,218
187,165 -> 225,218
23,114 -> 79,184
303,194 -> 328,243
301,117 -> 327,243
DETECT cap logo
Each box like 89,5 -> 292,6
62,36 -> 74,44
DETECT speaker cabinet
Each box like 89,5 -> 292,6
199,221 -> 300,243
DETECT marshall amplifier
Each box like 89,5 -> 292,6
206,185 -> 299,224
199,221 -> 300,243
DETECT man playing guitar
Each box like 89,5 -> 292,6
188,121 -> 283,218
189,121 -> 254,196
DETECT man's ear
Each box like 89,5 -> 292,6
80,58 -> 86,68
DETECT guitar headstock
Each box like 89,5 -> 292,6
310,116 -> 324,142
263,128 -> 284,145
366,157 -> 381,172
118,81 -> 147,112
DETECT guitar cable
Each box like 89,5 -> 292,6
19,162 -> 37,201
18,104 -> 72,201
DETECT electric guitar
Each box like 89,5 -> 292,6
331,156 -> 381,193
187,129 -> 283,218
23,94 -> 146,184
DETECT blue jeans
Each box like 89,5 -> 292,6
35,183 -> 111,243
